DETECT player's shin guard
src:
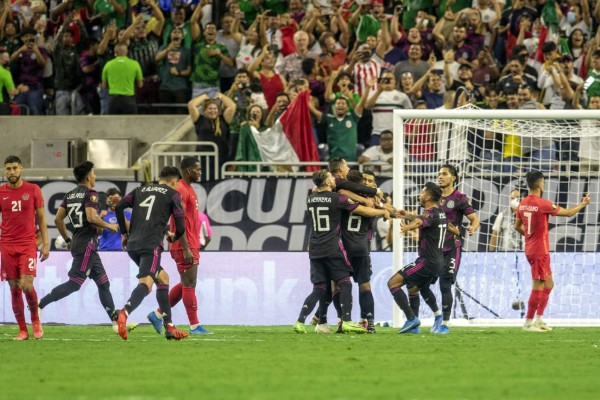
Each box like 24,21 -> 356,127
536,287 -> 552,317
409,293 -> 420,318
420,286 -> 440,313
440,278 -> 453,321
10,287 -> 27,332
526,289 -> 543,320
39,279 -> 82,309
298,283 -> 327,323
332,289 -> 342,319
390,286 -> 415,320
359,290 -> 375,323
23,287 -> 40,323
124,283 -> 149,315
156,284 -> 172,324
336,277 -> 353,322
94,276 -> 116,320
182,286 -> 199,326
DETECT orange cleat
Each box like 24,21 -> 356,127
32,321 -> 43,339
165,324 -> 189,341
14,330 -> 29,341
117,309 -> 128,341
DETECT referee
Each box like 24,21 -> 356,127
101,43 -> 143,115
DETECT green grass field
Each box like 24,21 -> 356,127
0,324 -> 598,400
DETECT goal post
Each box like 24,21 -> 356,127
391,107 -> 600,327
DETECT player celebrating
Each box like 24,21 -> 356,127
39,161 -> 124,331
147,157 -> 212,335
293,169 -> 390,334
388,182 -> 446,334
515,170 -> 590,332
114,166 -> 190,341
435,164 -> 480,334
0,155 -> 49,340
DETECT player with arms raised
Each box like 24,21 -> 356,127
515,170 -> 590,332
388,182 -> 446,334
0,155 -> 49,340
114,166 -> 191,341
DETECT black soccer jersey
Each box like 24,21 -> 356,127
341,211 -> 371,257
116,184 -> 185,252
307,191 -> 359,259
418,207 -> 447,271
439,189 -> 475,252
60,185 -> 100,255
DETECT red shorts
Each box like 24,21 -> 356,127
526,254 -> 552,281
1,245 -> 38,281
170,248 -> 200,274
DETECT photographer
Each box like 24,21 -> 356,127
156,26 -> 191,113
9,28 -> 48,115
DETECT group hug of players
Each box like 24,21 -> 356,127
1,155 -> 211,341
294,157 -> 591,334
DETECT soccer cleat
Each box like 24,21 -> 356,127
117,309 -> 128,341
367,323 -> 376,334
147,311 -> 164,334
315,324 -> 332,334
435,325 -> 450,334
523,323 -> 546,333
407,327 -> 421,334
293,321 -> 307,334
341,321 -> 367,334
336,321 -> 344,334
534,319 -> 553,331
398,317 -> 421,334
14,330 -> 29,341
32,321 -> 43,339
360,319 -> 368,330
165,324 -> 189,340
431,314 -> 443,333
310,315 -> 319,326
190,325 -> 213,335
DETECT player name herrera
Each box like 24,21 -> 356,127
142,186 -> 168,194
309,197 -> 332,203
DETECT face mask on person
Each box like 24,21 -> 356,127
510,197 -> 520,210
567,11 -> 577,24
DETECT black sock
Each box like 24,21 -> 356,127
298,284 -> 326,323
440,281 -> 453,321
156,284 -> 172,325
359,290 -> 374,323
317,287 -> 332,324
390,286 -> 415,320
94,277 -> 115,320
124,283 -> 149,315
39,280 -> 81,309
420,286 -> 439,313
332,290 -> 342,319
337,278 -> 353,322
409,293 -> 420,317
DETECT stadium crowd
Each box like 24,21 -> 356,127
1,0 -> 600,169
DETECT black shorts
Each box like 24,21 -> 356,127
398,257 -> 437,289
310,252 -> 352,284
128,248 -> 164,280
68,250 -> 107,281
349,256 -> 372,284
440,245 -> 462,284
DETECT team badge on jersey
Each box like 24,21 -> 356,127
22,193 -> 29,200
345,121 -> 352,128
90,195 -> 98,202
447,200 -> 455,208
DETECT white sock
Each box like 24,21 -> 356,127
190,324 -> 199,330
434,310 -> 442,317
153,310 -> 163,320
442,320 -> 449,326
524,318 -> 534,326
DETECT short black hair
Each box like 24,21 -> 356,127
526,170 -> 545,190
236,68 -> 249,77
380,130 -> 393,137
312,169 -> 330,187
363,169 -> 376,179
106,188 -> 121,197
73,161 -> 94,183
180,157 -> 199,171
328,157 -> 345,173
4,155 -> 22,165
301,58 -> 316,76
159,166 -> 181,180
424,182 -> 442,203
347,170 -> 363,183
440,163 -> 459,185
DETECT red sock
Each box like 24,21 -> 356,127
10,287 -> 27,331
536,287 -> 552,316
24,287 -> 40,323
182,286 -> 199,326
157,283 -> 183,314
526,289 -> 543,320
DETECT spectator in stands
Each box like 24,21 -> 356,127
216,13 -> 243,92
471,48 -> 500,88
79,39 -> 102,114
54,17 -> 87,115
405,100 -> 436,174
450,24 -> 476,64
97,22 -> 118,115
497,54 -> 537,96
10,28 -> 48,115
436,90 -> 470,163
568,29 -> 587,77
325,69 -> 359,109
277,30 -> 317,83
93,0 -> 127,29
519,85 -> 557,171
578,95 -> 600,172
164,6 -> 192,48
266,92 -> 289,127
584,49 -> 600,99
0,19 -> 20,56
507,44 -> 538,83
409,68 -> 445,109
188,92 -> 237,175
538,42 -> 563,108
501,90 -> 523,173
357,129 -> 393,174
249,46 -> 286,110
481,87 -> 504,109
190,22 -> 234,98
559,1 -> 592,38
301,58 -> 326,111
0,45 -> 16,115
365,70 -> 412,145
236,16 -> 267,69
156,26 -> 191,113
99,188 -> 130,251
319,31 -> 347,73
393,44 -> 430,84
101,43 -> 143,114
548,54 -> 584,110
445,62 -> 484,103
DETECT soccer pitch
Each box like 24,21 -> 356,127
0,325 -> 598,400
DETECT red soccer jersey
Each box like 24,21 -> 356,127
516,194 -> 560,257
169,179 -> 200,251
0,181 -> 44,247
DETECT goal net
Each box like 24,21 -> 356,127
391,106 -> 600,327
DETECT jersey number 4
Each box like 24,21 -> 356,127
140,195 -> 156,220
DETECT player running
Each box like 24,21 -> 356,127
515,170 -> 590,332
0,155 -> 50,340
114,166 -> 191,341
147,157 -> 212,335
388,182 -> 446,334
